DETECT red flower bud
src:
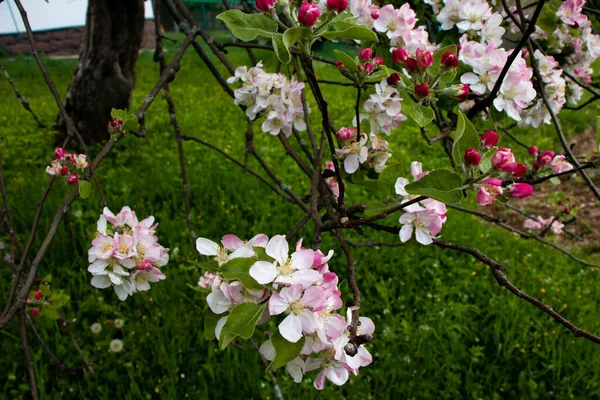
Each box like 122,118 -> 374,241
391,48 -> 409,65
34,292 -> 42,301
372,57 -> 383,67
563,207 -> 570,214
492,148 -> 514,167
359,48 -> 373,61
481,130 -> 499,148
298,2 -> 321,26
533,161 -> 541,169
337,127 -> 357,141
456,84 -> 470,101
464,148 -> 481,166
501,162 -> 528,177
386,72 -> 401,86
416,48 -> 433,70
441,51 -> 458,69
370,10 -> 379,19
60,166 -> 69,176
31,309 -> 39,317
528,146 -> 538,156
34,287 -> 39,292
256,0 -> 275,12
404,57 -> 418,73
54,148 -> 66,160
364,63 -> 374,73
558,200 -> 563,205
510,183 -> 533,199
414,82 -> 430,99
336,60 -> 345,70
538,151 -> 555,165
327,0 -> 348,13
67,174 -> 79,185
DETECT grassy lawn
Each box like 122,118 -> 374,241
1,33 -> 600,399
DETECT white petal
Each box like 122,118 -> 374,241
259,339 -> 276,361
269,292 -> 291,316
279,314 -> 303,343
207,291 -> 231,314
266,235 -> 289,264
215,316 -> 228,340
415,228 -> 433,245
249,261 -> 278,284
394,177 -> 410,196
114,283 -> 131,301
91,275 -> 111,289
291,249 -> 315,270
195,238 -> 219,256
88,260 -> 108,274
399,224 -> 413,242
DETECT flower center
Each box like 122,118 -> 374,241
280,258 -> 294,275
290,301 -> 305,315
101,243 -> 114,253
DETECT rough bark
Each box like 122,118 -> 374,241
58,0 -> 145,143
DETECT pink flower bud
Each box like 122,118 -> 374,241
464,148 -> 481,166
298,2 -> 321,26
327,0 -> 347,13
528,146 -> 538,156
337,127 -> 357,141
414,82 -> 430,99
138,260 -> 153,270
441,51 -> 458,69
364,63 -> 374,73
500,162 -> 528,177
477,178 -> 503,206
54,148 -> 66,160
67,174 -> 79,185
491,148 -> 515,167
456,84 -> 470,101
31,309 -> 39,317
336,60 -> 345,70
404,57 -> 418,73
34,292 -> 42,301
370,10 -> 379,19
533,161 -> 541,169
372,57 -> 383,67
359,48 -> 373,61
60,166 -> 69,176
256,0 -> 275,12
356,64 -> 363,72
481,130 -> 499,147
538,150 -> 555,165
510,183 -> 533,199
391,48 -> 408,65
386,72 -> 401,86
416,48 -> 433,70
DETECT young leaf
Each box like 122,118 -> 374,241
220,258 -> 263,290
190,259 -> 220,273
537,4 -> 558,34
452,111 -> 480,166
334,49 -> 357,73
272,34 -> 291,64
406,104 -> 435,127
216,10 -> 279,41
283,27 -> 312,49
405,169 -> 464,204
322,22 -> 378,42
39,307 -> 59,320
266,332 -> 305,372
78,180 -> 91,199
219,302 -> 267,350
479,150 -> 494,174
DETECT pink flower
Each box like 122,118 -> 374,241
550,155 -> 573,174
416,48 -> 434,70
399,209 -> 443,245
528,146 -> 538,156
500,162 -> 528,177
538,151 -> 555,165
336,127 -> 357,141
54,148 -> 66,159
491,148 -> 515,168
305,356 -> 351,390
477,178 -> 503,206
441,51 -> 458,69
509,183 -> 533,199
481,130 -> 499,148
269,285 -> 325,342
67,174 -> 79,184
298,2 -> 321,26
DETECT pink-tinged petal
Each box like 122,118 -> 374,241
298,310 -> 319,334
215,316 -> 228,340
91,275 -> 111,289
102,207 -> 117,224
266,235 -> 289,264
294,269 -> 322,289
394,177 -> 410,196
344,155 -> 360,174
97,216 -> 107,233
415,228 -> 433,245
356,345 -> 373,367
399,212 -> 416,224
196,238 -> 219,256
221,234 -> 244,251
399,224 -> 413,242
326,314 -> 347,338
420,213 -> 443,235
269,292 -> 291,315
226,281 -> 245,303
358,316 -> 375,335
206,291 -> 231,314
229,246 -> 255,259
248,233 -> 268,247
249,261 -> 278,284
279,314 -> 303,343
291,249 -> 316,270
304,357 -> 323,373
327,366 -> 349,386
259,339 -> 276,362
301,286 -> 327,308
314,370 -> 327,390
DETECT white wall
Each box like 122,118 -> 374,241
0,0 -> 154,35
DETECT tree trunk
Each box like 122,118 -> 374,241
58,0 -> 145,143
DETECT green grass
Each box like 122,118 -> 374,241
1,34 -> 600,399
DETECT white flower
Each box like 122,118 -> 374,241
109,339 -> 124,353
90,323 -> 102,334
114,319 -> 125,329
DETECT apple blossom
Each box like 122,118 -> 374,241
551,155 -> 574,174
298,2 -> 321,26
477,178 -> 503,206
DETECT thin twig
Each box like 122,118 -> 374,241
0,63 -> 45,127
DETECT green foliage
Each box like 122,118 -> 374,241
219,303 -> 267,350
78,180 -> 91,199
272,34 -> 291,64
452,110 -> 481,166
405,169 -> 464,203
220,258 -> 263,291
406,103 -> 436,127
216,10 -> 278,41
266,332 -> 305,372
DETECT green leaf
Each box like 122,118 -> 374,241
190,259 -> 220,273
452,111 -> 481,166
39,284 -> 51,296
41,274 -> 52,283
363,65 -> 390,83
39,307 -> 59,320
49,291 -> 70,308
430,45 -> 457,75
204,309 -> 221,341
406,104 -> 435,127
110,108 -> 128,121
78,180 -> 91,199
220,258 -> 263,291
405,169 -> 464,204
479,150 -> 494,174
272,34 -> 291,64
550,176 -> 561,185
322,22 -> 378,42
283,27 -> 312,49
219,302 -> 267,350
537,4 -> 558,34
266,332 -> 305,372
216,10 -> 279,41
334,49 -> 357,73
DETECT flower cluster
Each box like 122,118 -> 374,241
197,234 -> 374,390
395,162 -> 448,245
228,62 -> 309,137
437,0 -> 505,46
519,51 -> 566,128
523,215 -> 565,235
45,148 -> 88,184
337,47 -> 386,82
357,79 -> 406,135
372,3 -> 435,54
107,117 -> 124,134
335,128 -> 391,174
88,207 -> 168,301
26,287 -> 50,317
528,146 -> 574,174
